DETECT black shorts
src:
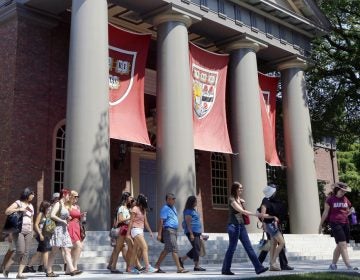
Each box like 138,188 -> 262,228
330,223 -> 350,244
36,235 -> 52,252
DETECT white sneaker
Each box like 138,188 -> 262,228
329,264 -> 337,270
347,266 -> 359,270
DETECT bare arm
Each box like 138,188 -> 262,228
231,200 -> 258,217
144,211 -> 153,238
319,202 -> 330,233
34,212 -> 44,240
126,211 -> 135,238
50,202 -> 66,224
157,219 -> 164,241
260,205 -> 279,222
5,202 -> 26,215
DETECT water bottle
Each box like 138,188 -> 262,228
351,212 -> 357,225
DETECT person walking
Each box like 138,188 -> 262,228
257,188 -> 294,271
3,187 -> 35,279
222,182 -> 268,276
24,200 -> 52,274
179,195 -> 206,271
259,184 -> 286,271
319,182 -> 358,270
67,191 -> 84,272
108,192 -> 134,273
154,193 -> 188,274
126,194 -> 156,273
46,188 -> 82,277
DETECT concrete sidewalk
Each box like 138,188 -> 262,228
4,260 -> 360,279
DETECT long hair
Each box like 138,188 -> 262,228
136,193 -> 148,213
120,192 -> 131,206
39,200 -> 51,214
230,182 -> 242,198
184,196 -> 197,211
60,188 -> 71,199
20,187 -> 35,201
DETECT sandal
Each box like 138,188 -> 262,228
177,268 -> 189,273
46,272 -> 59,277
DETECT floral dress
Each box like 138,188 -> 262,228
50,202 -> 73,248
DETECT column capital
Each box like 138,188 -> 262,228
153,13 -> 192,28
277,57 -> 308,71
218,35 -> 267,53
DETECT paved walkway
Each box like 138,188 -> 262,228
4,260 -> 360,279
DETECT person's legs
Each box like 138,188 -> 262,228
258,250 -> 268,264
270,233 -> 285,267
71,240 -> 83,270
338,241 -> 351,267
17,232 -> 32,278
154,250 -> 168,269
63,247 -> 76,273
238,224 -> 267,274
110,235 -> 125,270
221,224 -> 239,274
134,235 -> 150,269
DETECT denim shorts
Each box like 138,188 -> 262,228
264,222 -> 280,237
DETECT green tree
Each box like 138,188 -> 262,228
306,0 -> 360,145
337,142 -> 360,190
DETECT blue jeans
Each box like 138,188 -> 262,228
222,224 -> 264,273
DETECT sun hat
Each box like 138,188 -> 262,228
333,182 -> 351,192
263,185 -> 277,198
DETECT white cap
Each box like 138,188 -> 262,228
52,192 -> 60,199
263,185 -> 276,198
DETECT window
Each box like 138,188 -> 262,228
211,153 -> 229,207
53,123 -> 66,193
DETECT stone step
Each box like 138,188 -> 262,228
2,232 -> 360,271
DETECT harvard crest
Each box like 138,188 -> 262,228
108,46 -> 137,106
192,64 -> 218,119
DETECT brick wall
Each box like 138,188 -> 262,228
314,146 -> 339,193
0,18 -> 18,228
0,15 -> 69,227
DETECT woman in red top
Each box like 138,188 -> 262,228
67,190 -> 83,272
319,182 -> 358,270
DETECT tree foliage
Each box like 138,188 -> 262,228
337,142 -> 360,190
306,0 -> 360,145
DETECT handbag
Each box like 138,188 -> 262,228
199,239 -> 206,257
80,223 -> 86,241
119,224 -> 128,236
241,202 -> 250,225
42,202 -> 62,236
242,214 -> 250,225
258,231 -> 271,252
3,211 -> 23,234
42,216 -> 56,236
110,227 -> 120,238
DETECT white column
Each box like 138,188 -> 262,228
64,0 -> 109,230
228,40 -> 267,232
279,58 -> 320,233
154,14 -> 196,218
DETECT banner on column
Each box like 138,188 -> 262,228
190,43 -> 232,153
258,72 -> 281,166
108,23 -> 151,145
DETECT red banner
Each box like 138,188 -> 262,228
258,73 -> 281,166
108,23 -> 151,145
190,43 -> 232,153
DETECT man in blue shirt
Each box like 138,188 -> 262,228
154,193 -> 188,273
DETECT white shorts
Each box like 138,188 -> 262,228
131,227 -> 144,238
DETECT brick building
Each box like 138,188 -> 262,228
0,0 -> 332,234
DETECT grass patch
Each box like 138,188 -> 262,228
243,272 -> 358,280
